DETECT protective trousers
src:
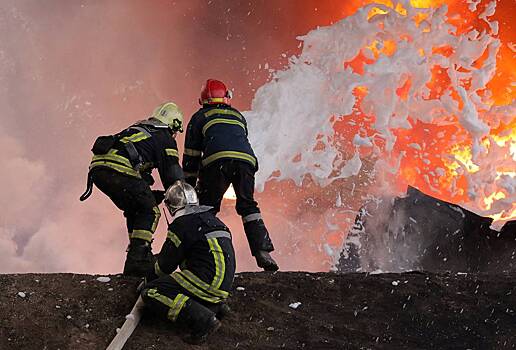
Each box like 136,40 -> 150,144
141,275 -> 220,339
90,167 -> 160,243
197,160 -> 274,255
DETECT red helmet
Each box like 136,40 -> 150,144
199,79 -> 232,105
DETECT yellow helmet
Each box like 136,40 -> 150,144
150,102 -> 184,132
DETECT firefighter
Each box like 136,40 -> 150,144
80,102 -> 184,277
182,79 -> 279,271
141,180 -> 235,344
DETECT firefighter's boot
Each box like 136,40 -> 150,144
243,216 -> 278,271
123,238 -> 154,277
207,302 -> 231,320
178,299 -> 221,344
255,250 -> 279,271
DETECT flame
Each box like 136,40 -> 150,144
336,0 -> 516,225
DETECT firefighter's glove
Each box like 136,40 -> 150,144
152,190 -> 166,204
142,172 -> 155,186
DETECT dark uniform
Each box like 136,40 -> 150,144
182,104 -> 275,257
141,205 -> 235,342
82,120 -> 183,275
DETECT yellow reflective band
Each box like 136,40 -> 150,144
204,108 -> 243,120
179,270 -> 228,298
151,206 -> 161,232
165,148 -> 179,158
172,272 -> 221,303
92,153 -> 133,168
154,261 -> 166,277
167,231 -> 181,248
130,229 -> 153,242
207,238 -> 225,290
120,132 -> 150,144
202,151 -> 256,167
167,294 -> 189,322
202,118 -> 246,136
146,288 -> 174,308
184,148 -> 202,157
146,289 -> 189,322
89,161 -> 140,178
202,98 -> 226,104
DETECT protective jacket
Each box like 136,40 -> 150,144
183,104 -> 257,181
88,121 -> 183,189
153,205 -> 235,304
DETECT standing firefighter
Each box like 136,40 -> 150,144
80,102 -> 184,277
182,79 -> 278,271
141,180 -> 235,344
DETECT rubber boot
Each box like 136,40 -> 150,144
207,302 -> 231,320
178,299 -> 221,344
123,238 -> 154,277
255,250 -> 279,271
243,218 -> 278,271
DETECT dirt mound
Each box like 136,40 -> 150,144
0,272 -> 514,349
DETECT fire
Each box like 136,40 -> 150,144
337,0 -> 516,226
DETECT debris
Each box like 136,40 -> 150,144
96,276 -> 111,283
289,302 -> 302,309
267,327 -> 275,331
17,292 -> 26,298
236,286 -> 245,291
392,281 -> 399,286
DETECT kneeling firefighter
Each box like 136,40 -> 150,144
80,102 -> 185,277
141,180 -> 235,344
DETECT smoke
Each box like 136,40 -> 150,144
1,1 -> 513,273
0,0 -> 356,273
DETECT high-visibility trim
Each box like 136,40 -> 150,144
165,148 -> 179,158
201,151 -> 256,168
202,98 -> 226,104
167,231 -> 182,248
130,229 -> 153,242
204,108 -> 243,120
202,118 -> 246,136
89,161 -> 140,178
242,213 -> 262,223
207,238 -> 225,291
167,294 -> 189,321
151,206 -> 161,232
184,148 -> 202,157
178,270 -> 228,298
145,288 -> 189,322
171,272 -> 222,303
146,288 -> 174,308
154,261 -> 167,277
205,230 -> 231,240
120,132 -> 150,144
92,153 -> 133,168
184,171 -> 199,178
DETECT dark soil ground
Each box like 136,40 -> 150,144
0,271 -> 514,350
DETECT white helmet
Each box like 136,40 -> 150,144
164,180 -> 199,214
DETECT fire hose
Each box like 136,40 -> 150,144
105,295 -> 145,350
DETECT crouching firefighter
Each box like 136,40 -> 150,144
79,102 -> 185,277
183,78 -> 279,271
141,180 -> 235,344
